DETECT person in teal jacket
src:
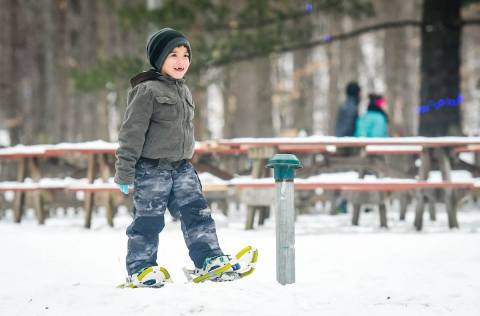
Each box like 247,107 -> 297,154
355,94 -> 388,137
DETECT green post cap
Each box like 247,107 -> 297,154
266,154 -> 302,181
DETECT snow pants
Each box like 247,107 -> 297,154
126,157 -> 223,275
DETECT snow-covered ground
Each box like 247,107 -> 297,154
0,202 -> 479,316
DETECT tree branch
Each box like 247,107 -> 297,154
209,19 -> 422,68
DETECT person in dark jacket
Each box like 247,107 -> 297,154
333,82 -> 361,213
114,28 -> 240,287
335,82 -> 361,137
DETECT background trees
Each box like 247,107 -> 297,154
0,0 -> 479,145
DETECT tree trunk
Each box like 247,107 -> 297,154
460,2 -> 480,136
326,15 -> 343,135
223,57 -> 273,138
419,0 -> 462,136
192,85 -> 208,140
0,0 -> 22,145
292,49 -> 314,135
382,0 -> 419,136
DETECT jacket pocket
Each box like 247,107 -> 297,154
153,96 -> 178,121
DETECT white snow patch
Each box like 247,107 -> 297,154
0,202 -> 479,316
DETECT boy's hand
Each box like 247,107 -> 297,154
118,183 -> 132,195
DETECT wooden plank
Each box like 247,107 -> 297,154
454,144 -> 480,153
234,180 -> 473,191
66,183 -> 229,192
277,144 -> 332,153
218,137 -> 480,148
45,148 -> 117,155
2,138 -> 480,159
194,146 -> 247,155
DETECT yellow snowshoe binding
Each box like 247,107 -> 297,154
118,266 -> 172,288
183,246 -> 258,283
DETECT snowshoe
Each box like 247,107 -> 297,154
117,266 -> 172,288
183,246 -> 258,283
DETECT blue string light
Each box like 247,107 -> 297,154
305,3 -> 313,13
418,94 -> 463,114
323,34 -> 332,42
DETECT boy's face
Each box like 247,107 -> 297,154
161,45 -> 190,79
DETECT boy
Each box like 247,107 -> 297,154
114,28 -> 239,287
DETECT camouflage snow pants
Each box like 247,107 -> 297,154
126,157 -> 223,275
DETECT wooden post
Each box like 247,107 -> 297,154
28,157 -> 45,224
414,149 -> 431,230
84,154 -> 96,229
258,206 -> 269,225
98,153 -> 114,227
13,157 -> 26,223
399,194 -> 408,220
427,192 -> 436,221
352,203 -> 361,225
437,147 -> 458,228
329,192 -> 339,215
379,202 -> 388,228
245,146 -> 276,230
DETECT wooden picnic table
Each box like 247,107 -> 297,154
0,141 -> 117,227
0,141 -> 237,228
1,137 -> 479,230
216,136 -> 480,230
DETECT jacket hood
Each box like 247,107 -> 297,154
130,69 -> 185,88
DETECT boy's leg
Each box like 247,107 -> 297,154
126,159 -> 172,275
170,161 -> 223,268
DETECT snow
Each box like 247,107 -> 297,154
0,203 -> 479,316
0,144 -> 51,156
0,141 -> 118,157
427,170 -> 474,182
0,177 -> 90,191
54,140 -> 118,151
219,136 -> 480,146
365,144 -> 423,152
197,172 -> 227,184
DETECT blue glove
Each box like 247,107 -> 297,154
118,183 -> 131,195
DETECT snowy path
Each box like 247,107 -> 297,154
0,206 -> 479,316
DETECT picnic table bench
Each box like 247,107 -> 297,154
1,137 -> 479,230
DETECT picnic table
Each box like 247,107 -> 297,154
215,136 -> 480,230
0,141 -> 117,227
1,137 -> 479,230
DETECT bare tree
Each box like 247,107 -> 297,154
419,0 -> 462,136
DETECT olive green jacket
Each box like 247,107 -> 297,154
114,73 -> 195,184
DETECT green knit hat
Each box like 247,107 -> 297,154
146,28 -> 192,70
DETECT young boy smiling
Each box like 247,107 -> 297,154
114,28 -> 239,287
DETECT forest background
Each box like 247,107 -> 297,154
1,0 -> 479,147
